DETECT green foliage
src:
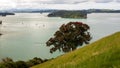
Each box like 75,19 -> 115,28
2,57 -> 13,63
0,57 -> 50,68
26,57 -> 43,67
46,22 -> 91,53
0,62 -> 16,68
15,61 -> 28,68
32,32 -> 120,68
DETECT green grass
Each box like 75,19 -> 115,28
32,32 -> 120,68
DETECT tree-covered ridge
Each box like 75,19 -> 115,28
48,10 -> 87,18
46,22 -> 91,53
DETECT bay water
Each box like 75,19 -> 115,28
0,13 -> 120,61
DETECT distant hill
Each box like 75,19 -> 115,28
32,32 -> 120,68
48,10 -> 87,19
87,9 -> 120,13
1,9 -> 120,13
0,9 -> 57,13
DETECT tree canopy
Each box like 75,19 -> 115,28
46,22 -> 92,53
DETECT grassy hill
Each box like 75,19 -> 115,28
32,32 -> 120,68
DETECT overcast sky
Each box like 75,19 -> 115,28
0,0 -> 120,10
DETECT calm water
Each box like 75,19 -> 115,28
0,13 -> 120,61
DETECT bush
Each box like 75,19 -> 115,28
0,57 -> 52,68
15,61 -> 28,68
0,62 -> 16,68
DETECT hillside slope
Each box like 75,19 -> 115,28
32,32 -> 120,68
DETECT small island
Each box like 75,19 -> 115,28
0,12 -> 15,17
48,10 -> 87,19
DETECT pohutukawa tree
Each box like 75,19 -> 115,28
46,22 -> 92,53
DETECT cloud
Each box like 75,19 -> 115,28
94,0 -> 113,3
15,0 -> 89,4
53,0 -> 89,4
0,0 -> 16,10
116,0 -> 120,2
0,0 -> 120,10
